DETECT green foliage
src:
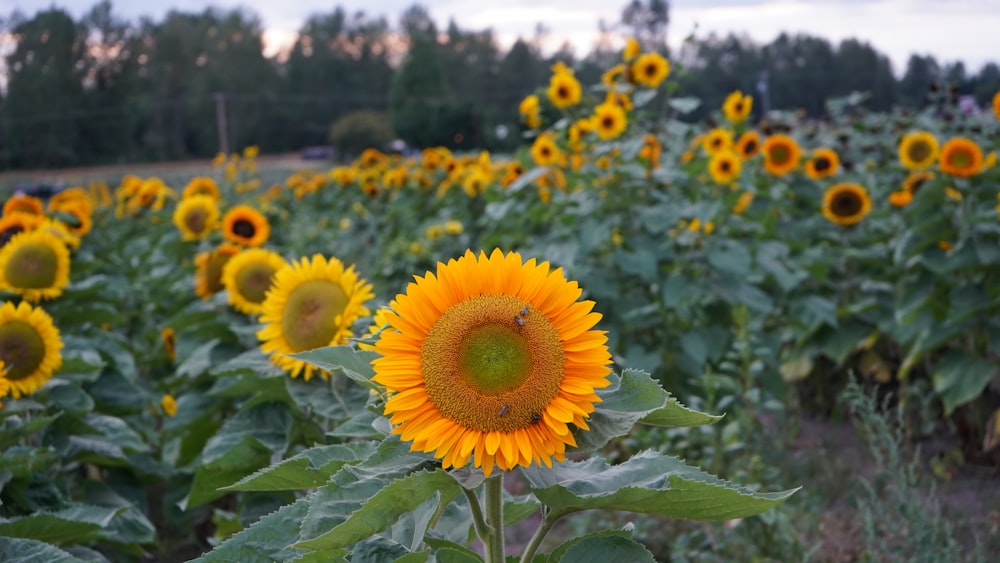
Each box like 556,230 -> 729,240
329,111 -> 395,159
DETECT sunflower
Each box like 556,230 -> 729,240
0,213 -> 41,248
762,134 -> 801,176
372,249 -> 613,476
722,90 -> 753,123
805,148 -> 840,180
0,230 -> 71,302
888,191 -> 913,207
822,183 -> 871,226
182,177 -> 221,201
591,103 -> 628,140
530,134 -> 561,167
519,95 -> 542,129
546,71 -> 582,109
221,205 -> 269,247
733,191 -> 754,215
221,248 -> 287,315
939,137 -> 983,177
735,131 -> 762,160
50,202 -> 92,237
630,52 -> 670,88
162,394 -> 178,416
623,38 -> 640,62
173,195 -> 220,241
703,128 -> 734,156
902,171 -> 934,194
898,131 -> 939,170
194,243 -> 242,299
47,187 -> 90,212
3,194 -> 45,218
709,151 -> 742,185
0,300 -> 63,398
993,90 -> 1000,120
257,254 -> 374,380
162,327 -> 176,361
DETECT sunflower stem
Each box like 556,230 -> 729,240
462,486 -> 491,552
518,507 -> 566,563
483,473 -> 505,563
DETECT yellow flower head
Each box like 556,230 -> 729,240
722,90 -> 753,123
0,229 -> 71,302
0,300 -> 63,398
591,103 -> 628,140
547,70 -> 582,109
530,134 -> 562,167
822,183 -> 871,226
630,52 -> 670,88
898,131 -> 939,170
623,38 -> 641,62
162,394 -> 178,416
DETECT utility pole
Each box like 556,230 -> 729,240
214,92 -> 229,156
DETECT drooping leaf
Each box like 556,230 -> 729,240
0,537 -> 91,563
0,504 -> 124,545
287,346 -> 380,391
221,442 -> 379,492
931,350 -> 996,415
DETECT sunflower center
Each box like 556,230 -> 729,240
0,226 -> 24,247
908,140 -> 931,163
422,294 -> 565,433
644,63 -> 657,77
232,219 -> 256,239
770,145 -> 791,165
832,192 -> 862,217
813,157 -> 831,172
720,160 -> 732,173
556,85 -> 569,99
0,320 -> 45,380
601,115 -> 614,129
5,242 -> 58,289
280,279 -> 348,351
743,140 -> 757,155
734,101 -> 744,113
948,148 -> 971,168
234,262 -> 277,304
184,208 -> 207,234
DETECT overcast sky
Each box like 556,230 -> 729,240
6,0 -> 999,73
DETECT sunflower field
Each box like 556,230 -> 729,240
1,41 -> 999,562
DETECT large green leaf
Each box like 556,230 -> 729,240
194,499 -> 310,562
0,537 -> 91,563
553,532 -> 655,563
0,504 -> 123,545
222,442 -> 379,492
520,450 -> 798,521
573,369 -> 720,450
931,349 -> 996,415
185,437 -> 274,509
295,471 -> 459,551
287,346 -> 380,392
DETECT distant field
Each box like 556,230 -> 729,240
0,153 -> 329,193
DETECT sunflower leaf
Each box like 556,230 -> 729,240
0,504 -> 124,545
192,498 -> 311,562
550,531 -> 655,563
220,442 -> 378,492
520,450 -> 798,521
288,346 -> 379,391
295,470 -> 460,552
0,537 -> 91,563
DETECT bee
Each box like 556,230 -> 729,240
530,413 -> 541,423
514,315 -> 525,328
499,404 -> 510,417
520,306 -> 529,317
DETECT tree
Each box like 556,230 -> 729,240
620,0 -> 669,50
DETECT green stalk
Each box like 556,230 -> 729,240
484,474 -> 506,563
461,487 -> 490,549
519,507 -> 569,563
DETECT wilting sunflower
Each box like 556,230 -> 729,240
805,148 -> 840,180
0,230 -> 71,302
222,205 -> 269,247
530,134 -> 561,167
372,249 -> 613,476
822,183 -> 871,226
630,52 -> 670,88
939,137 -> 983,177
735,131 -> 762,160
182,177 -> 221,201
709,151 -> 742,185
898,131 -> 939,170
50,202 -> 92,237
0,300 -> 63,398
0,213 -> 41,248
221,248 -> 286,315
591,102 -> 628,140
173,195 -> 220,241
702,128 -> 734,156
762,134 -> 801,176
546,71 -> 582,109
194,243 -> 242,299
902,171 -> 934,194
722,90 -> 753,123
257,254 -> 374,380
3,194 -> 45,218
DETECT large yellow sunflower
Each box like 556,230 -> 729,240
173,195 -> 220,241
0,300 -> 63,398
630,52 -> 670,88
822,183 -> 871,226
182,177 -> 221,201
257,254 -> 374,380
221,205 -> 269,247
762,134 -> 801,176
0,230 -> 71,302
530,134 -> 561,167
372,249 -> 613,476
898,131 -> 939,170
3,194 -> 45,218
194,243 -> 242,299
939,137 -> 983,177
703,128 -> 734,156
591,102 -> 628,140
805,148 -> 840,180
709,151 -> 742,185
546,71 -> 582,109
0,213 -> 42,248
722,90 -> 753,123
221,248 -> 286,315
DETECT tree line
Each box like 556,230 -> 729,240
1,0 -> 997,170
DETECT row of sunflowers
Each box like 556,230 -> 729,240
0,39 -> 998,561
